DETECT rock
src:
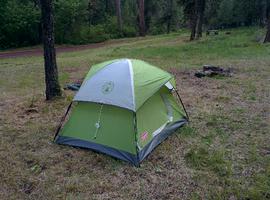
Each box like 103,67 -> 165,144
195,65 -> 233,78
64,83 -> 81,91
194,71 -> 206,78
203,65 -> 223,72
25,107 -> 39,114
206,30 -> 219,36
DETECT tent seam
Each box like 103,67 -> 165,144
127,59 -> 136,111
133,112 -> 140,166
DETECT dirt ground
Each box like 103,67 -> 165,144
0,40 -> 124,58
0,29 -> 270,199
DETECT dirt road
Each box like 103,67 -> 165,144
0,40 -> 119,59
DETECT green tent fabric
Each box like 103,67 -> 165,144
55,59 -> 188,166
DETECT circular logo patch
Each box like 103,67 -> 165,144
102,81 -> 114,94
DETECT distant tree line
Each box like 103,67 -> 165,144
0,0 -> 269,49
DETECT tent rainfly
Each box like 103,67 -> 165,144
54,59 -> 189,166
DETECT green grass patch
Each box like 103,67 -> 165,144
177,125 -> 196,138
185,146 -> 232,177
0,27 -> 270,199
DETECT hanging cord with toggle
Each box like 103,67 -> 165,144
93,103 -> 103,139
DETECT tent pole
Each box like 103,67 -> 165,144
53,102 -> 73,141
174,89 -> 190,121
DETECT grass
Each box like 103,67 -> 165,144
0,27 -> 270,199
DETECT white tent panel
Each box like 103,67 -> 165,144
74,59 -> 135,111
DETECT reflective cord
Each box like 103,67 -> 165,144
93,103 -> 103,139
175,89 -> 190,121
53,102 -> 73,141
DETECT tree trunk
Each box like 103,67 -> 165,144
105,0 -> 109,13
190,17 -> 196,41
264,1 -> 270,43
196,0 -> 205,39
115,0 -> 123,34
138,0 -> 145,36
167,19 -> 171,34
40,0 -> 61,100
264,16 -> 270,43
190,0 -> 198,41
259,0 -> 267,27
166,0 -> 173,34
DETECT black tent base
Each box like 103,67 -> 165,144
55,118 -> 188,166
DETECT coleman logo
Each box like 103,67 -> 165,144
102,81 -> 114,94
141,131 -> 148,141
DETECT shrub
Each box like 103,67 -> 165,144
0,0 -> 40,49
122,26 -> 137,37
80,25 -> 110,43
66,25 -> 109,45
103,17 -> 120,39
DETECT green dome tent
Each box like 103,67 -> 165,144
54,59 -> 188,166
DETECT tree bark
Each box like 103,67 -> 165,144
196,0 -> 205,39
138,0 -> 146,36
40,0 -> 61,100
115,0 -> 123,34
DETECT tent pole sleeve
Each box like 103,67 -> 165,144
174,89 -> 190,121
133,112 -> 140,167
53,102 -> 73,141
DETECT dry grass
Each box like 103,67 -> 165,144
0,27 -> 270,199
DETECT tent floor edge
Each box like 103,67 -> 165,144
55,136 -> 138,165
138,119 -> 188,162
55,119 -> 187,166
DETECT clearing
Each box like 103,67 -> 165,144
0,28 -> 269,200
